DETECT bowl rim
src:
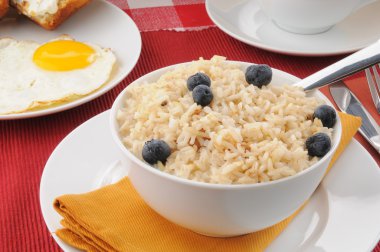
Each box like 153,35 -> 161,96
109,60 -> 343,190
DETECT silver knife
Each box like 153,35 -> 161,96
330,81 -> 380,153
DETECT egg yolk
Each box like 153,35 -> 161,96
33,40 -> 96,71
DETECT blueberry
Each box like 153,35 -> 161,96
313,105 -> 337,128
245,64 -> 272,88
142,139 -> 171,165
305,133 -> 331,158
192,85 -> 213,107
187,72 -> 211,91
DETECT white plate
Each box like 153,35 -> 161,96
40,110 -> 380,252
205,0 -> 380,56
0,0 -> 141,120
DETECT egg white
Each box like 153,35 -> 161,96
0,36 -> 116,114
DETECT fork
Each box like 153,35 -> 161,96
365,64 -> 380,114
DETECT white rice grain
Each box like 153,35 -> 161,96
117,56 -> 332,184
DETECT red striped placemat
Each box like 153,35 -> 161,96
109,0 -> 214,31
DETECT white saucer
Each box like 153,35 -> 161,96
0,0 -> 141,120
205,0 -> 380,56
40,111 -> 380,252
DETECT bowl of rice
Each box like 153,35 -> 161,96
110,56 -> 342,237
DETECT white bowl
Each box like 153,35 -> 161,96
109,61 -> 342,237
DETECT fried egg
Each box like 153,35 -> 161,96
0,36 -> 116,114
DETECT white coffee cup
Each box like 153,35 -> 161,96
257,0 -> 375,34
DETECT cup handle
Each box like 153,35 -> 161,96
95,160 -> 130,188
353,0 -> 376,12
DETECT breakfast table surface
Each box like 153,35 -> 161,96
0,0 -> 379,251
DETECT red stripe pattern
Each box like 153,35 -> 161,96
108,0 -> 214,31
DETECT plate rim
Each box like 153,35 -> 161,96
0,0 -> 142,120
205,0 -> 377,56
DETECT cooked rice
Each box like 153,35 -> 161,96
117,56 -> 332,184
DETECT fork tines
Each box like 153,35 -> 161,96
365,64 -> 380,114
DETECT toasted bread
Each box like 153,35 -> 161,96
0,0 -> 9,18
11,0 -> 91,30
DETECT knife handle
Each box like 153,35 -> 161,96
296,40 -> 380,91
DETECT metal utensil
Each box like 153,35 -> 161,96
296,40 -> 380,91
365,64 -> 380,113
330,81 -> 380,153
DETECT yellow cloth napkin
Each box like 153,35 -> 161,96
54,112 -> 361,252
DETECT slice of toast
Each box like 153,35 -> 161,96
0,0 -> 9,18
11,0 -> 91,30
